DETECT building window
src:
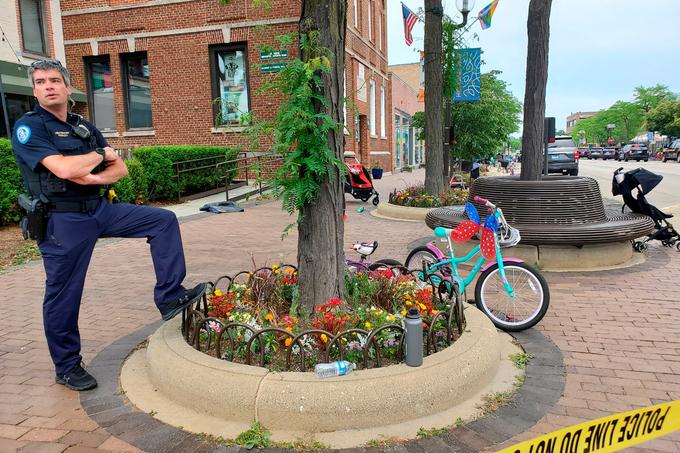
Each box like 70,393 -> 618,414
121,52 -> 152,129
343,69 -> 349,135
353,0 -> 359,29
210,45 -> 250,127
19,0 -> 47,55
369,79 -> 376,136
85,56 -> 116,131
368,0 -> 373,41
380,85 -> 385,138
378,13 -> 382,51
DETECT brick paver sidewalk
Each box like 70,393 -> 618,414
1,168 -> 679,452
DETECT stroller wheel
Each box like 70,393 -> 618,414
633,241 -> 647,253
372,195 -> 380,206
360,196 -> 370,202
676,242 -> 680,252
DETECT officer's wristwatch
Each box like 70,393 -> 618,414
95,147 -> 106,162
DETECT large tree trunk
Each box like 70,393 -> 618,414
297,0 -> 347,313
424,0 -> 446,195
520,0 -> 552,181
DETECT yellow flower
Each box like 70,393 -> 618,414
285,326 -> 293,332
419,303 -> 426,310
272,264 -> 279,270
320,334 -> 328,343
405,301 -> 412,306
213,289 -> 222,296
431,310 -> 438,315
364,322 -> 372,330
265,313 -> 274,321
285,338 -> 293,347
386,315 -> 395,322
400,310 -> 407,316
248,271 -> 254,277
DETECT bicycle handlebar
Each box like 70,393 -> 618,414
474,196 -> 496,209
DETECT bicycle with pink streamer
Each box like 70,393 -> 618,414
405,196 -> 550,331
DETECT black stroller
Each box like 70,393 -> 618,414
612,167 -> 680,252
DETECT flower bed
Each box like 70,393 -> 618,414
183,265 -> 465,372
388,184 -> 469,208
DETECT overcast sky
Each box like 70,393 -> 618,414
388,0 -> 680,131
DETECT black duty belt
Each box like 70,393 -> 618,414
50,198 -> 102,213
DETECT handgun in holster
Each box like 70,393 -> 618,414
18,193 -> 48,242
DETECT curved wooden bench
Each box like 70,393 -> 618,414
426,176 -> 655,246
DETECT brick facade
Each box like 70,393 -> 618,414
60,0 -> 392,171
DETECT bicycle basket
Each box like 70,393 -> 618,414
497,223 -> 521,248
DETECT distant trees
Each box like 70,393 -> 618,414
572,84 -> 678,145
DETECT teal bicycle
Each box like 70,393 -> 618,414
405,196 -> 549,331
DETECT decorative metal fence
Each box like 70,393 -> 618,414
181,265 -> 466,372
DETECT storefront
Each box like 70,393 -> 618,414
393,110 -> 423,169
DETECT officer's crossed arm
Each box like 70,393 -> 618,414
41,151 -> 106,180
69,148 -> 129,186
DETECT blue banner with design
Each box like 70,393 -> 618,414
454,48 -> 481,102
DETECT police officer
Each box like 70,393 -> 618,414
11,59 -> 207,391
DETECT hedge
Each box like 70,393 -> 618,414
112,159 -> 148,204
131,146 -> 240,200
0,138 -> 24,226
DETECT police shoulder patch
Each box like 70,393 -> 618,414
16,125 -> 32,144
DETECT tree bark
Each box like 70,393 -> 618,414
520,0 -> 552,181
424,0 -> 446,195
297,0 -> 347,313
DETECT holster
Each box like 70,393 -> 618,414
18,193 -> 48,242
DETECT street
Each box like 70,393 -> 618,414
577,158 -> 680,212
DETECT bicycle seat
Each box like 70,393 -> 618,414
353,241 -> 378,256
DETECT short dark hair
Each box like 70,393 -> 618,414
28,59 -> 71,87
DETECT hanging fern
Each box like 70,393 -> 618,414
246,33 -> 343,230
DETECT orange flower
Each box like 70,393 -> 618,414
265,313 -> 274,321
285,338 -> 293,347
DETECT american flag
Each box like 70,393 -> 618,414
402,3 -> 418,47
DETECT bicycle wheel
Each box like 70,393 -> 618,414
474,261 -> 549,331
405,247 -> 439,271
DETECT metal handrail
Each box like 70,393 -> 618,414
172,151 -> 283,201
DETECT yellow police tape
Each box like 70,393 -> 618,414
497,400 -> 680,453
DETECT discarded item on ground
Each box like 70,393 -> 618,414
199,201 -> 244,214
315,360 -> 356,378
612,167 -> 679,252
357,207 -> 365,213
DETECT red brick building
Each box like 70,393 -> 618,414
59,0 -> 392,170
388,62 -> 424,169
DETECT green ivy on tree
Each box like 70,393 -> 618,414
244,33 -> 343,234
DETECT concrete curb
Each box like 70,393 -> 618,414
144,309 -> 501,435
374,202 -> 430,222
82,316 -> 565,452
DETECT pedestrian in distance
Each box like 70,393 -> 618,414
11,59 -> 207,391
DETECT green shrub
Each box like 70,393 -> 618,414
0,139 -> 24,226
113,159 -> 148,204
132,146 -> 239,200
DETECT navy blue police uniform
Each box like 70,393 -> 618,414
12,105 -> 189,376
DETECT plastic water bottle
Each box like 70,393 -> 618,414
405,308 -> 423,367
314,360 -> 356,378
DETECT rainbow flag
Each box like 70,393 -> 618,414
478,0 -> 499,30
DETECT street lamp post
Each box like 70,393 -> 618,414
445,0 -> 475,178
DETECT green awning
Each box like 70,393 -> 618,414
0,60 -> 87,103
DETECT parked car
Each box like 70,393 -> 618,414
588,147 -> 604,159
548,135 -> 579,176
618,144 -> 649,162
662,139 -> 680,162
602,147 -> 618,160
578,147 -> 590,159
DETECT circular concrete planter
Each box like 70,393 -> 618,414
142,308 -> 501,435
374,202 -> 431,221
